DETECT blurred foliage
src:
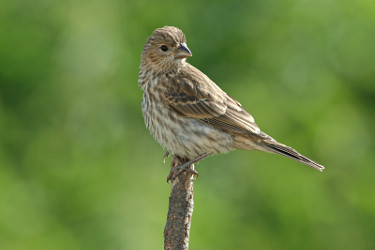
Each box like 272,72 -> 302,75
1,0 -> 375,249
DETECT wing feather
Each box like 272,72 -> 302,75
162,64 -> 260,135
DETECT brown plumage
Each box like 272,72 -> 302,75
139,26 -> 324,173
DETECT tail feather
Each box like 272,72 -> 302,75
263,140 -> 324,172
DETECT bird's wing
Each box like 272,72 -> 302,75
162,64 -> 260,135
208,95 -> 260,134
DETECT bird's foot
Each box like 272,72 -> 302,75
163,151 -> 170,163
167,165 -> 198,183
166,153 -> 211,183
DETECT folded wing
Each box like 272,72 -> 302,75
162,64 -> 260,135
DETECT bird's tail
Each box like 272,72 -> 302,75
261,139 -> 324,172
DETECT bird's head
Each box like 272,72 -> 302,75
141,26 -> 192,72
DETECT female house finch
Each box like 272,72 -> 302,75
138,26 -> 324,179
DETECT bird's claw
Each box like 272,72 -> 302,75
166,153 -> 210,183
167,164 -> 198,183
163,151 -> 170,163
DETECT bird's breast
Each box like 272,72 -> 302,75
141,81 -> 234,159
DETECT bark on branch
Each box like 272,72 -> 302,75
164,156 -> 195,250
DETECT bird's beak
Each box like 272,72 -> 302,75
174,43 -> 192,59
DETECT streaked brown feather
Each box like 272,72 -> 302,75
162,64 -> 260,135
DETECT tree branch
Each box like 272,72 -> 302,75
164,156 -> 195,250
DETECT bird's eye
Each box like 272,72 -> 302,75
160,45 -> 168,51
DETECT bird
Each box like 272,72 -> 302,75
138,26 -> 324,180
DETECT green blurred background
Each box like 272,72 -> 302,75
1,0 -> 375,249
